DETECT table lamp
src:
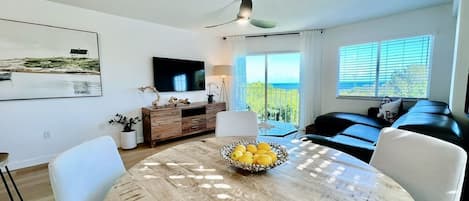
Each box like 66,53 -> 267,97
212,65 -> 231,103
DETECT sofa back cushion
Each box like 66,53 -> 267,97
391,113 -> 462,146
408,100 -> 452,116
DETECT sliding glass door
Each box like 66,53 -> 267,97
245,52 -> 300,132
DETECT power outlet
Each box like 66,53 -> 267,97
43,131 -> 51,139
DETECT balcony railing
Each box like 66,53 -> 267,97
242,84 -> 299,125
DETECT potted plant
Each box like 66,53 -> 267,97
109,113 -> 141,149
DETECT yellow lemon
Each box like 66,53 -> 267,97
256,150 -> 268,155
266,151 -> 277,163
246,144 -> 257,153
238,155 -> 253,165
256,154 -> 273,166
257,142 -> 271,151
234,145 -> 246,153
244,151 -> 253,158
231,150 -> 243,160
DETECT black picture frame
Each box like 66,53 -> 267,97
465,73 -> 469,114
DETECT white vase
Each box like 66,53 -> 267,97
120,130 -> 137,150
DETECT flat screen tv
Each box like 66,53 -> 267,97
153,57 -> 205,92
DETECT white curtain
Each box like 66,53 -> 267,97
299,31 -> 323,129
228,36 -> 247,111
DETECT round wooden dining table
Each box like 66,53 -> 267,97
105,136 -> 414,201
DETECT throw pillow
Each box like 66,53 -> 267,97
377,98 -> 402,123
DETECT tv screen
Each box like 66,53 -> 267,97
153,57 -> 205,92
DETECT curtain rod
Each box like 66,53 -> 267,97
222,28 -> 324,40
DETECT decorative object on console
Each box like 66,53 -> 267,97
207,82 -> 219,103
0,18 -> 102,101
178,98 -> 191,104
108,113 -> 141,149
138,85 -> 160,107
168,96 -> 178,106
213,65 -> 231,104
207,94 -> 214,103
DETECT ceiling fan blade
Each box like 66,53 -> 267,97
250,19 -> 276,28
205,19 -> 238,28
238,0 -> 253,18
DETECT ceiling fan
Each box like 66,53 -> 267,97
205,0 -> 276,29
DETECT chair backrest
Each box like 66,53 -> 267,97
215,111 -> 258,137
49,136 -> 126,201
370,127 -> 467,201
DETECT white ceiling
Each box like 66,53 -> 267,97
48,0 -> 451,36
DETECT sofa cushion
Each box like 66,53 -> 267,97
331,135 -> 375,148
340,124 -> 381,144
314,112 -> 387,136
302,134 -> 375,162
391,113 -> 462,145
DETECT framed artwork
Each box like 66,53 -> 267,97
0,18 -> 102,101
464,73 -> 469,114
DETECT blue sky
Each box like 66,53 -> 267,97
246,53 -> 300,84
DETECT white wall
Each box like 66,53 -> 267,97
245,34 -> 300,54
449,0 -> 469,122
0,0 -> 228,169
320,4 -> 456,115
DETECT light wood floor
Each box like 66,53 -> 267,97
0,132 -> 303,201
0,133 -> 216,201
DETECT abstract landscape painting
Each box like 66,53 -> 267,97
0,18 -> 102,101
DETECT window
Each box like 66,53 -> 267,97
338,35 -> 432,98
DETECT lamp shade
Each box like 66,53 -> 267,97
212,65 -> 231,76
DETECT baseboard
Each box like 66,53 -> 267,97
7,154 -> 57,171
137,136 -> 144,144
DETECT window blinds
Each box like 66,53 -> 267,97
338,35 -> 432,98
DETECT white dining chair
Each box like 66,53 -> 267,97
215,111 -> 259,137
370,127 -> 467,201
49,136 -> 126,201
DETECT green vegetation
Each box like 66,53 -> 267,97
340,65 -> 428,98
23,57 -> 100,72
245,82 -> 299,125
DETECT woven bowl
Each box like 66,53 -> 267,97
220,140 -> 288,173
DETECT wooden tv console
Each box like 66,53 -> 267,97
142,102 -> 226,147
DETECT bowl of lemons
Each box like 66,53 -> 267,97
220,140 -> 288,173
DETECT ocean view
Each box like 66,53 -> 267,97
271,83 -> 299,89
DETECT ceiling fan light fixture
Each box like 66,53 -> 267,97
238,10 -> 252,19
205,0 -> 276,29
236,17 -> 249,25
